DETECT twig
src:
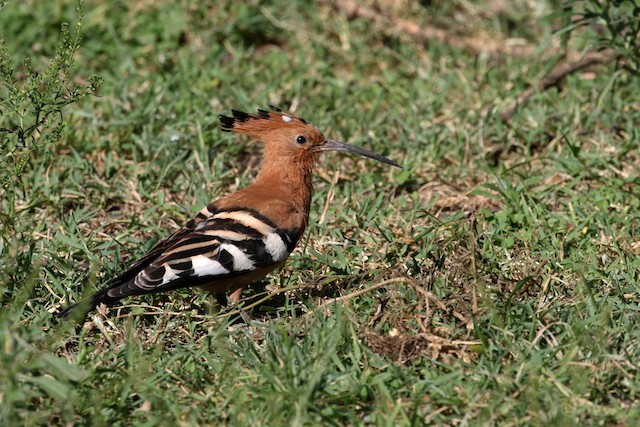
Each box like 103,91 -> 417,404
407,278 -> 448,331
318,170 -> 340,225
92,314 -> 115,345
469,229 -> 479,314
303,277 -> 416,321
500,49 -> 619,121
214,275 -> 353,320
320,277 -> 412,305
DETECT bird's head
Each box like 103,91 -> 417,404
220,106 -> 400,169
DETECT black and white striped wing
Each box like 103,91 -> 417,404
127,209 -> 297,294
56,207 -> 301,318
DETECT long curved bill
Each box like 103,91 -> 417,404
318,139 -> 401,168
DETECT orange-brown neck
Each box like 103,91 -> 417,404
216,155 -> 315,234
254,155 -> 314,217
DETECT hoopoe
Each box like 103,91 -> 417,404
57,106 -> 399,319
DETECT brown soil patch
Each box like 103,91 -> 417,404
364,330 -> 476,364
418,179 -> 501,214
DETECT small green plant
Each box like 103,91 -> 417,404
0,0 -> 101,189
562,0 -> 640,74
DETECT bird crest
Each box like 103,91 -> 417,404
220,105 -> 316,138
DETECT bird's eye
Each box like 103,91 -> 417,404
296,135 -> 307,145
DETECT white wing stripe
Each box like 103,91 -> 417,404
190,255 -> 230,277
264,232 -> 288,262
219,243 -> 256,271
136,266 -> 178,290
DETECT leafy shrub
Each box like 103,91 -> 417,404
0,0 -> 101,189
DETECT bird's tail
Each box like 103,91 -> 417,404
55,287 -> 122,321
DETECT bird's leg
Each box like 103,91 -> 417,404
222,285 -> 251,323
228,286 -> 245,304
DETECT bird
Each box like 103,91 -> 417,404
57,106 -> 400,320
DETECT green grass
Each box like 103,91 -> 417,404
1,0 -> 639,425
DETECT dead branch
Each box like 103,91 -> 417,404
500,49 -> 619,121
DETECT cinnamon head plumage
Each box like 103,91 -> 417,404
57,106 -> 399,320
